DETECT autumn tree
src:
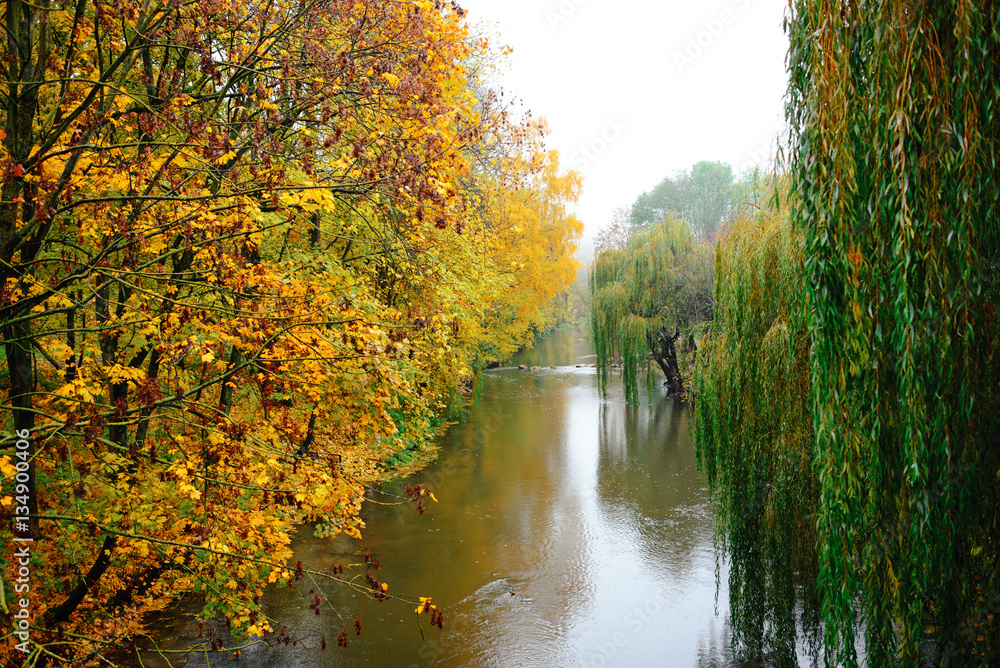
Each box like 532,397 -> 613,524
461,149 -> 583,364
0,0 -> 581,662
593,206 -> 631,253
444,83 -> 584,366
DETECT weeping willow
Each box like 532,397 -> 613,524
697,3 -> 1000,666
590,215 -> 707,404
694,188 -> 821,668
786,2 -> 1000,665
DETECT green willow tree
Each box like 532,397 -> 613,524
694,190 -> 821,668
697,3 -> 1000,666
789,2 -> 1000,665
590,215 -> 712,404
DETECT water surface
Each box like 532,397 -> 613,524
149,326 -> 745,667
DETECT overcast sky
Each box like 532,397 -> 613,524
458,0 -> 790,242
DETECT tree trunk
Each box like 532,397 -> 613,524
218,345 -> 243,417
4,321 -> 40,539
45,534 -> 118,625
650,327 -> 684,398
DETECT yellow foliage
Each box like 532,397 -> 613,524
0,0 -> 581,662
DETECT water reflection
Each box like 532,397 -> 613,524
142,326 -> 754,667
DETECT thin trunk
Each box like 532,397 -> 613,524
45,534 -> 117,625
4,321 -> 39,539
48,279 -> 133,621
2,0 -> 43,542
309,212 -> 320,248
218,345 -> 243,417
133,348 -> 161,454
65,294 -> 77,381
297,407 -> 318,457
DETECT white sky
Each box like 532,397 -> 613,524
458,0 -> 790,242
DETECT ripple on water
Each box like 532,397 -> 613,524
437,577 -> 579,668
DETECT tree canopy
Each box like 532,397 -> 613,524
628,160 -> 734,240
590,215 -> 712,404
0,0 -> 582,662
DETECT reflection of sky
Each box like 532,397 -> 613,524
565,375 -> 728,667
461,328 -> 736,667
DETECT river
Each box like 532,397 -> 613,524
144,326 -> 749,667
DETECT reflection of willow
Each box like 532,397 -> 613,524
596,398 -> 712,566
695,621 -> 736,668
597,390 -> 675,461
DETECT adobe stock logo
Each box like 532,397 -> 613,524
571,118 -> 628,172
672,0 -> 753,73
586,586 -> 670,668
544,0 -> 591,30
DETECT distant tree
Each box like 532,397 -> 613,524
594,207 -> 632,252
688,161 -> 734,240
628,161 -> 734,240
590,215 -> 713,403
628,171 -> 691,227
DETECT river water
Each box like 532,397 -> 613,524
146,326 -> 750,667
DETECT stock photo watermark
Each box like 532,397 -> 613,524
8,428 -> 35,654
586,586 -> 669,668
544,0 -> 592,30
672,0 -> 753,74
571,117 -> 628,172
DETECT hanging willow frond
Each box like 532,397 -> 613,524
789,2 -> 1000,665
694,178 -> 819,667
699,3 -> 1000,666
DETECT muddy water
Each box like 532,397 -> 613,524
147,326 -> 748,667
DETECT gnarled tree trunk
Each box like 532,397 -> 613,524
649,326 -> 683,397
